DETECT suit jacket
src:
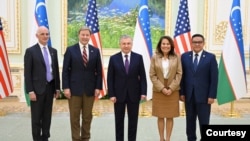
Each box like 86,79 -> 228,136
107,51 -> 147,103
62,43 -> 102,96
180,50 -> 218,103
149,53 -> 182,92
24,43 -> 60,94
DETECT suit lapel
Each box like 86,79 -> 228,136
187,52 -> 196,73
118,52 -> 127,74
88,45 -> 95,65
128,53 -> 135,74
48,47 -> 54,67
35,44 -> 46,67
155,54 -> 164,75
73,44 -> 85,67
48,47 -> 53,57
168,56 -> 174,74
196,51 -> 206,72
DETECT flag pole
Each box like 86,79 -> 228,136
139,101 -> 151,117
180,102 -> 186,117
92,98 -> 101,117
0,98 -> 6,116
249,43 -> 250,74
223,101 -> 240,118
0,110 -> 6,116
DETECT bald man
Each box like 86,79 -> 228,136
24,26 -> 60,141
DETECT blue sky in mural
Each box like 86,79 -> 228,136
98,0 -> 165,29
108,0 -> 138,12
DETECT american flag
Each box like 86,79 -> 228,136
132,0 -> 153,100
0,18 -> 13,99
217,0 -> 246,105
85,0 -> 107,98
35,0 -> 52,46
174,0 -> 191,55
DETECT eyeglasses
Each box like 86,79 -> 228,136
192,41 -> 203,44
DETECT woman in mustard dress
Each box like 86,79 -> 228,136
149,36 -> 182,141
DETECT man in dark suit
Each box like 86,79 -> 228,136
24,26 -> 60,141
180,34 -> 218,141
107,35 -> 147,141
62,26 -> 102,141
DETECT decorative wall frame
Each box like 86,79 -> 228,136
165,0 -> 172,35
61,0 -> 67,54
0,0 -> 20,54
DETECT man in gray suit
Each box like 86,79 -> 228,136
24,26 -> 60,141
62,26 -> 103,141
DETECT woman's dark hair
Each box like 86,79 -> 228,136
156,36 -> 176,56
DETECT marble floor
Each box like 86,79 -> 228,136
0,97 -> 250,141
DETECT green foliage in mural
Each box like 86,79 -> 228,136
67,0 -> 165,49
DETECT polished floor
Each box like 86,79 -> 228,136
0,97 -> 250,141
0,112 -> 250,141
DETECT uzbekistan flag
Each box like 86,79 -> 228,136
132,0 -> 153,100
217,0 -> 247,105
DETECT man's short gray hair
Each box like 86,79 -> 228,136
119,35 -> 133,43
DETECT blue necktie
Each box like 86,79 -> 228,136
193,54 -> 198,71
124,55 -> 129,74
43,47 -> 52,82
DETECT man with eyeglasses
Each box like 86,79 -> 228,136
180,34 -> 218,141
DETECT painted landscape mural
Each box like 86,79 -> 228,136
67,0 -> 165,48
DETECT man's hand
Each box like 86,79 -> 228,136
180,95 -> 185,102
29,92 -> 37,101
64,89 -> 71,99
110,97 -> 116,103
94,89 -> 100,97
54,90 -> 60,99
208,98 -> 215,104
141,95 -> 146,101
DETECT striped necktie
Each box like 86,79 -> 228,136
83,46 -> 88,66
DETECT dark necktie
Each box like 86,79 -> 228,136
83,46 -> 88,66
124,55 -> 129,74
193,53 -> 198,71
43,47 -> 52,82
